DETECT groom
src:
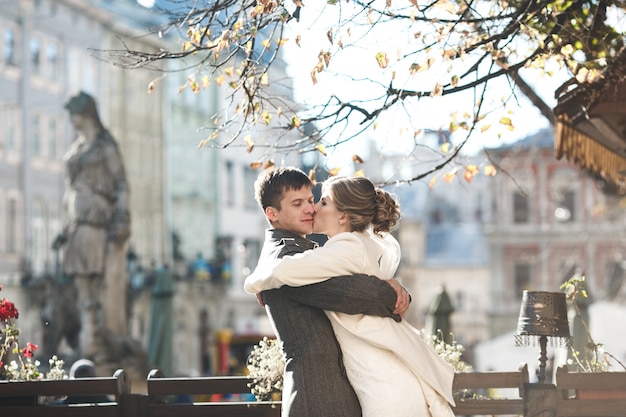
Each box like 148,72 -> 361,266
250,166 -> 410,417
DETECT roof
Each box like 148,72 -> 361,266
553,47 -> 626,193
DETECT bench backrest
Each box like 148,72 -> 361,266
0,369 -> 130,417
145,369 -> 280,417
452,363 -> 529,416
555,365 -> 626,417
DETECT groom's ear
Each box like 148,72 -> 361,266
265,206 -> 278,222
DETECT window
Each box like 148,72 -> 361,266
7,198 -> 17,254
48,118 -> 58,158
4,106 -> 18,151
513,191 -> 529,223
31,199 -> 46,274
243,166 -> 257,210
46,42 -> 58,80
30,37 -> 41,75
554,189 -> 576,223
224,161 -> 234,206
215,236 -> 233,284
32,114 -> 41,156
242,239 -> 261,275
4,28 -> 16,65
514,262 -> 531,298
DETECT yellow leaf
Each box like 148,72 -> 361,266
262,110 -> 271,125
177,84 -> 186,94
440,143 -> 450,153
197,139 -> 208,149
499,117 -> 513,126
292,115 -> 301,128
250,161 -> 263,169
483,165 -> 497,176
260,73 -> 269,86
244,135 -> 254,153
278,38 -> 288,46
429,176 -> 437,189
315,144 -> 328,156
480,124 -> 491,132
450,74 -> 459,87
224,67 -> 234,77
308,169 -> 317,184
215,75 -> 226,86
443,168 -> 458,183
264,160 -> 275,169
261,39 -> 271,49
375,52 -> 389,69
354,169 -> 365,177
310,69 -> 318,85
328,167 -> 342,176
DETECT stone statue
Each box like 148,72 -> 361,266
55,91 -> 131,361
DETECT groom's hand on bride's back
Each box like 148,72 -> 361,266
386,279 -> 411,318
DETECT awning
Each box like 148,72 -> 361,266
554,48 -> 626,193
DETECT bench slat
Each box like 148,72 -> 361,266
452,398 -> 524,415
147,402 -> 281,417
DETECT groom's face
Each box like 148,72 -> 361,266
267,185 -> 315,237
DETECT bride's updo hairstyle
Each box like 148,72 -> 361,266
324,176 -> 400,235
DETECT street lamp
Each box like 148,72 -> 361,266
515,291 -> 571,384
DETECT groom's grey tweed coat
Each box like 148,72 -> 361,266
259,229 -> 401,417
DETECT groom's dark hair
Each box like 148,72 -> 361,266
254,167 -> 312,211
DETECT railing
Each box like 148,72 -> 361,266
2,364 -> 625,417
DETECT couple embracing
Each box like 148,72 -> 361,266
244,167 -> 455,417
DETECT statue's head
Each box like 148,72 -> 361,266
65,91 -> 103,129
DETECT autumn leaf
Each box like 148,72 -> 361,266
326,28 -> 333,45
197,139 -> 208,149
429,176 -> 437,189
261,110 -> 271,125
201,75 -> 210,88
480,124 -> 491,132
278,38 -> 288,46
295,34 -> 301,47
375,52 -> 389,69
263,160 -> 275,169
315,144 -> 328,156
328,167 -> 342,176
147,80 -> 156,94
224,67 -> 234,77
443,168 -> 458,183
215,75 -> 226,86
291,115 -> 301,128
499,117 -> 513,127
308,169 -> 317,184
440,143 -> 450,153
354,169 -> 365,177
250,161 -> 263,169
244,135 -> 254,153
352,154 -> 364,164
310,69 -> 318,85
276,107 -> 283,118
483,165 -> 497,176
261,39 -> 271,49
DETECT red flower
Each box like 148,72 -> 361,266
0,298 -> 19,320
22,343 -> 38,359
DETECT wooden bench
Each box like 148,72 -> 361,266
0,369 -> 130,417
144,369 -> 280,417
556,365 -> 626,417
452,363 -> 529,416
